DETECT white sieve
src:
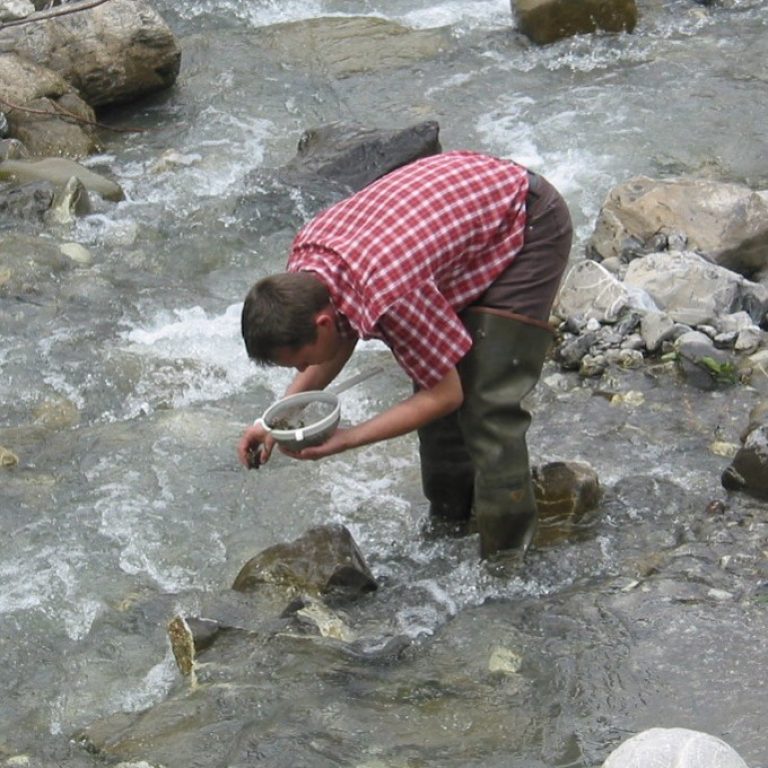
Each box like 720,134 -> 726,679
254,367 -> 382,451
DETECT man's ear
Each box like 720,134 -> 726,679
314,305 -> 335,330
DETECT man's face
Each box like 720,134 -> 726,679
272,308 -> 339,372
272,340 -> 329,372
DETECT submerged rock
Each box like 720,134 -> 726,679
0,445 -> 19,467
255,16 -> 450,78
0,157 -> 124,201
533,460 -> 601,547
165,524 -> 377,676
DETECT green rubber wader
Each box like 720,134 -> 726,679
417,406 -> 474,521
457,309 -> 553,558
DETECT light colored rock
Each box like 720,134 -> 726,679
0,53 -> 99,157
43,174 -> 91,225
59,242 -> 92,265
0,445 -> 19,467
0,0 -> 33,22
718,311 -> 755,333
0,0 -> 180,108
624,250 -> 768,327
588,176 -> 768,276
639,311 -> 675,352
555,259 -> 656,323
488,646 -> 523,673
734,325 -> 763,352
602,727 -> 748,768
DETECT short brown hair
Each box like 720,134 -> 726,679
241,272 -> 330,364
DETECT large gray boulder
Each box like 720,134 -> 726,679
588,176 -> 768,278
0,0 -> 33,23
603,727 -> 748,768
512,0 -> 637,45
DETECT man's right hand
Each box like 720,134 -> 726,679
237,423 -> 275,469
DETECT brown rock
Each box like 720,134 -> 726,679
233,523 -> 377,597
513,0 -> 637,45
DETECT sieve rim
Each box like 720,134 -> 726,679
259,390 -> 340,446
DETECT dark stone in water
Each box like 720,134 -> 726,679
236,120 -> 441,233
278,119 -> 441,192
233,522 -> 378,597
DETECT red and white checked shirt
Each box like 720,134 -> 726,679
287,150 -> 529,389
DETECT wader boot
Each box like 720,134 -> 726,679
417,407 -> 474,528
457,308 -> 554,559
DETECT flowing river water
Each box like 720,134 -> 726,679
1,1 -> 768,766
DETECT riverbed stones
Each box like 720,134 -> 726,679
588,176 -> 768,277
602,727 -> 749,768
232,523 -> 377,597
512,0 -> 637,45
639,311 -> 685,352
166,547 -> 374,675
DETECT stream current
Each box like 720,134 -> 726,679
1,1 -> 768,766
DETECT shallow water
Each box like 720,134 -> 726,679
1,0 -> 768,765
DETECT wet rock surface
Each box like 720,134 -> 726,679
232,522 -> 378,596
236,120 -> 442,232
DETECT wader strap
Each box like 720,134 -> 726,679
462,305 -> 556,335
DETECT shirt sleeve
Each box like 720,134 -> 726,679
375,282 -> 472,389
